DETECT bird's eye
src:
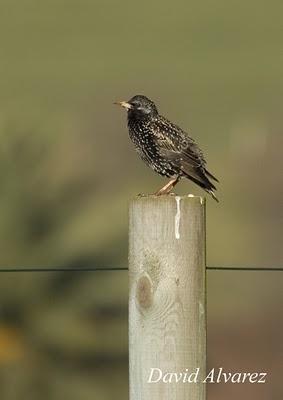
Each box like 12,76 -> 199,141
132,103 -> 144,111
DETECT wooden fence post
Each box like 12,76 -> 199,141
129,195 -> 206,400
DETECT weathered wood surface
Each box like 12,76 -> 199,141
129,195 -> 206,400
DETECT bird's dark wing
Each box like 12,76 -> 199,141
151,115 -> 206,167
151,116 -> 219,193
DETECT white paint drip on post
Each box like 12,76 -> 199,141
174,196 -> 181,240
129,195 -> 206,400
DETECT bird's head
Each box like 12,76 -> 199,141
115,95 -> 158,119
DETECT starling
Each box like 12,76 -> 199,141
115,95 -> 219,201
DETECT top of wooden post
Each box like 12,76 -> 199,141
131,194 -> 205,205
129,194 -> 205,244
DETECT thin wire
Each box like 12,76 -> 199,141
207,266 -> 283,271
0,267 -> 127,273
0,266 -> 282,272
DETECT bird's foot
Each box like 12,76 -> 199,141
155,177 -> 180,196
155,188 -> 170,196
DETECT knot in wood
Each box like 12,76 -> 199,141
136,275 -> 153,309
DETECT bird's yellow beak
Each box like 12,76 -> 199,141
114,101 -> 132,110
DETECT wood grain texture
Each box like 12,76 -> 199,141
129,195 -> 206,400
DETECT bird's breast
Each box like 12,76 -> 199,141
127,118 -> 179,177
128,119 -> 153,148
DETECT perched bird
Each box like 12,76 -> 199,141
115,95 -> 219,201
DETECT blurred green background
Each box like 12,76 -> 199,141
0,1 -> 282,399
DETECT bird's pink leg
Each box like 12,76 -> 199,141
155,176 -> 180,195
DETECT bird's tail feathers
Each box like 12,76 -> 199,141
207,189 -> 219,202
204,168 -> 219,183
182,168 -> 219,202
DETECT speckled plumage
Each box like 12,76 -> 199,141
117,95 -> 219,201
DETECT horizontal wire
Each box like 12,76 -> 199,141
207,266 -> 283,271
0,267 -> 127,273
0,266 -> 281,273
